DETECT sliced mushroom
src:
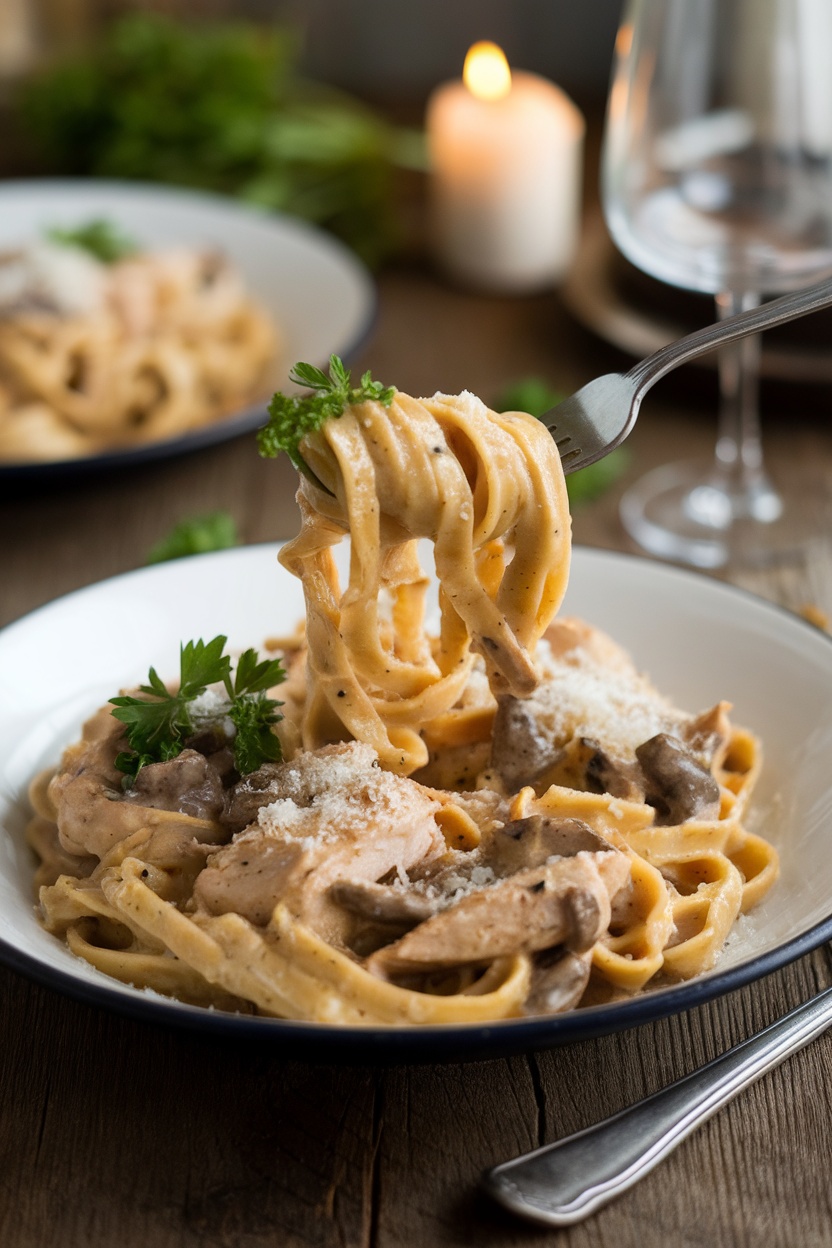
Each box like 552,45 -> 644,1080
582,738 -> 645,800
124,749 -> 225,821
367,856 -> 615,975
635,733 -> 720,825
524,948 -> 592,1015
490,814 -> 615,876
490,695 -> 562,791
328,878 -> 437,927
221,762 -> 286,831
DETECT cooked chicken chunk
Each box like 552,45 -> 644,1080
50,706 -> 226,858
192,742 -> 446,941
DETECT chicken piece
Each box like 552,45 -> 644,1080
367,851 -> 629,975
635,733 -> 720,825
191,837 -> 308,927
192,742 -> 446,941
49,705 -> 228,859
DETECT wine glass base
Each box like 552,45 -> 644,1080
620,459 -> 820,569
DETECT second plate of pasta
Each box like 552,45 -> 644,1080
1,544 -> 831,1059
0,180 -> 374,477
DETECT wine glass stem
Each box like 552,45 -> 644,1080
704,291 -> 783,524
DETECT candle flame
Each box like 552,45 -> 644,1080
463,42 -> 512,102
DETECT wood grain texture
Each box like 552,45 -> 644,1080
2,263 -> 832,1246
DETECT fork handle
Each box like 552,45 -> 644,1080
626,274 -> 832,399
482,984 -> 832,1228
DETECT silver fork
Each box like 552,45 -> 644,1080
547,274 -> 832,474
482,983 -> 832,1226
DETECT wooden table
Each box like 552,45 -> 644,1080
3,259 -> 832,1247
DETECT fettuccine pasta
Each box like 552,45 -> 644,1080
27,376 -> 778,1024
0,239 -> 278,462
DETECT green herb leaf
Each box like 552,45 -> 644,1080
178,637 -> 232,700
228,648 -> 286,698
146,511 -> 239,564
257,354 -> 395,473
227,692 -> 283,776
495,376 -> 631,506
289,362 -> 332,391
46,218 -> 138,263
110,636 -> 284,780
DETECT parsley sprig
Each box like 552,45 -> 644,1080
110,636 -> 285,781
257,354 -> 395,475
46,219 -> 138,264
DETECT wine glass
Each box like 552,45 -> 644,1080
602,0 -> 832,568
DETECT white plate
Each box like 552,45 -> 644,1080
1,545 -> 830,1059
0,179 -> 375,478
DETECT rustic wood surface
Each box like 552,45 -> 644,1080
2,257 -> 832,1247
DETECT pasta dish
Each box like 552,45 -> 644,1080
26,364 -> 779,1024
0,226 -> 278,462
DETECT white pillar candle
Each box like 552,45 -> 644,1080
427,42 -> 585,293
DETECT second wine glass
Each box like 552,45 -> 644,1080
603,0 -> 832,568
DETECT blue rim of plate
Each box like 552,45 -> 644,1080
1,904 -> 830,1061
0,180 -> 377,483
2,546 -> 832,1061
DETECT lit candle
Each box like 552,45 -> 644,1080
426,42 -> 585,292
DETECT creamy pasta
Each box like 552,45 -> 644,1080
26,377 -> 778,1024
0,237 -> 278,462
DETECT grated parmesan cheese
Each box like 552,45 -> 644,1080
530,635 -> 688,759
255,742 -> 437,848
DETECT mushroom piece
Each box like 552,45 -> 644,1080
221,762 -> 286,832
488,814 -> 616,876
524,948 -> 592,1016
582,738 -> 645,801
328,878 -> 437,928
635,733 -> 720,825
490,695 -> 562,791
367,854 -> 622,975
124,749 -> 226,820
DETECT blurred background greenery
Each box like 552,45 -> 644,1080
0,1 -> 622,266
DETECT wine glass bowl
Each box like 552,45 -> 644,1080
603,0 -> 832,568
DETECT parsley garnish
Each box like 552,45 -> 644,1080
111,636 -> 285,781
257,354 -> 395,475
46,219 -> 138,264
